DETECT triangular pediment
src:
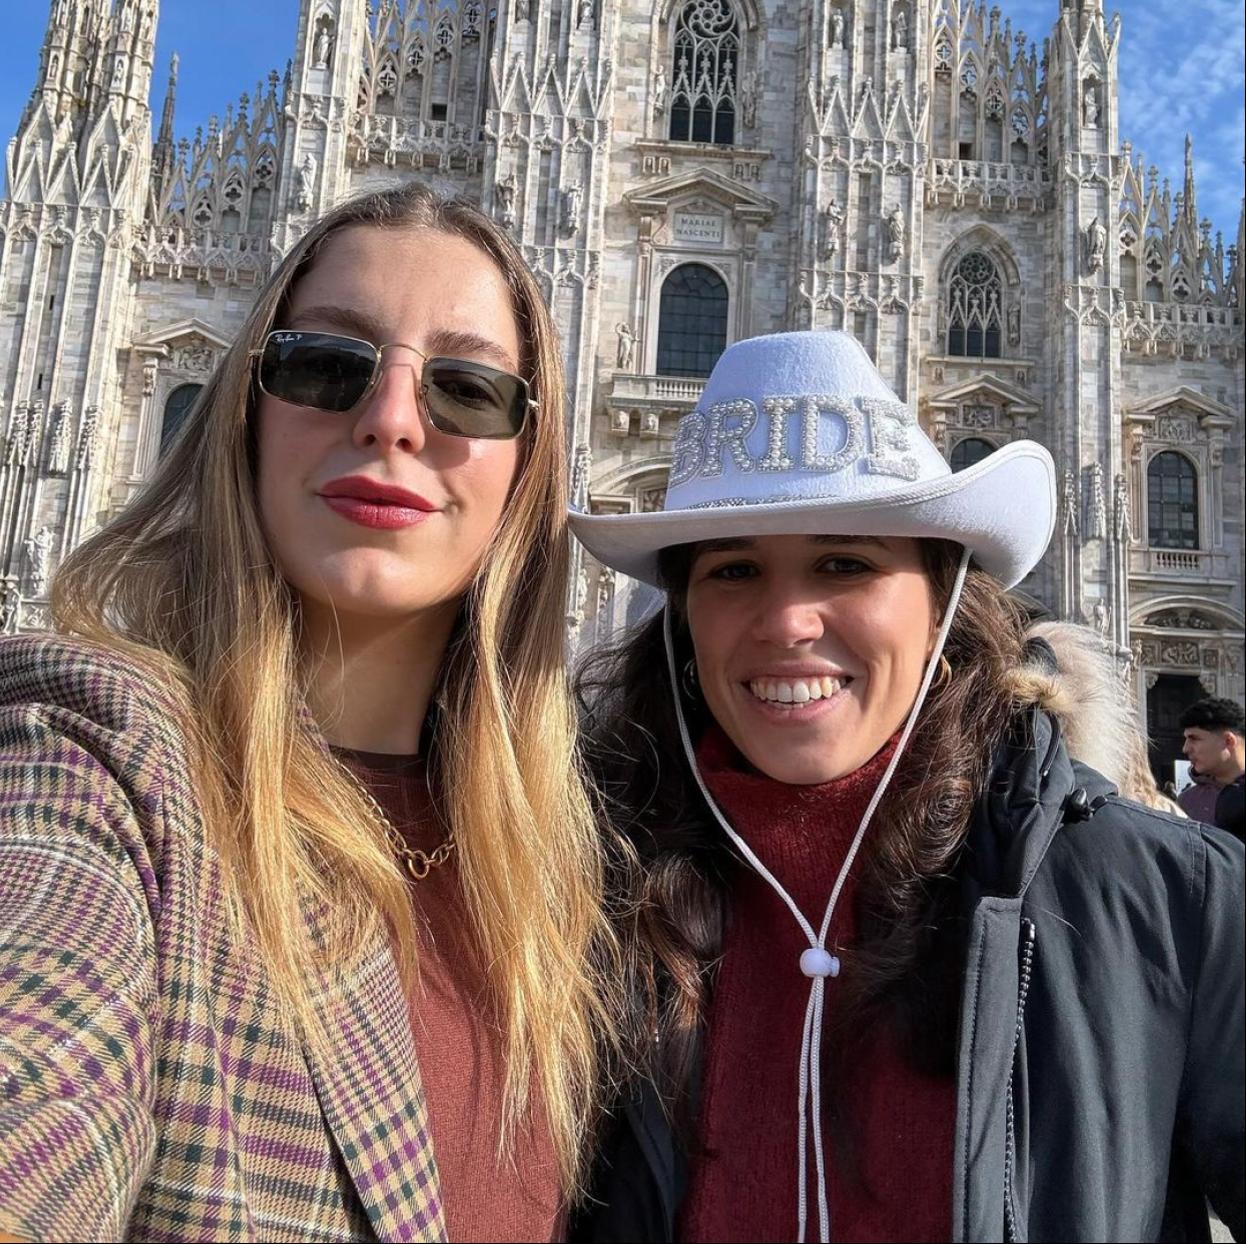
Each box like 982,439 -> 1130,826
624,167 -> 778,221
135,318 -> 233,351
1127,386 -> 1232,423
924,374 -> 1041,416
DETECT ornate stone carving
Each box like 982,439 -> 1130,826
570,443 -> 592,509
46,403 -> 71,475
1084,216 -> 1106,275
24,526 -> 56,597
1086,463 -> 1107,540
818,199 -> 843,262
1007,303 -> 1021,346
1088,598 -> 1110,636
576,0 -> 595,29
615,322 -> 635,371
295,151 -> 317,213
829,7 -> 846,48
172,342 -> 217,373
313,20 -> 335,71
1061,469 -> 1079,536
885,205 -> 905,263
1144,608 -> 1216,631
892,6 -> 908,50
1112,473 -> 1132,542
610,408 -> 631,435
495,172 -> 517,230
1159,641 -> 1200,667
740,70 -> 758,129
652,65 -> 667,118
559,183 -> 583,235
1083,82 -> 1099,128
0,582 -> 21,635
75,406 -> 99,472
1156,412 -> 1196,443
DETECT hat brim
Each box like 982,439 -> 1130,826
570,440 -> 1055,590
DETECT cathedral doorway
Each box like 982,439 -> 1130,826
1145,672 -> 1204,786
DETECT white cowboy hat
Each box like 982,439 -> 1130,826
570,330 -> 1055,589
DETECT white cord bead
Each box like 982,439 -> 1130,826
799,947 -> 841,978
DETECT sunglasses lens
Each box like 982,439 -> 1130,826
425,361 -> 527,440
259,332 -> 376,412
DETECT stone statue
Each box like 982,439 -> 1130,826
739,69 -> 758,129
1113,472 -> 1132,542
1089,598 -> 1110,636
119,0 -> 134,32
652,65 -> 667,117
1061,469 -> 1079,536
25,526 -> 56,598
313,24 -> 334,71
1007,303 -> 1021,346
615,322 -> 635,371
892,7 -> 908,50
885,204 -> 904,262
46,403 -> 71,475
560,182 -> 583,234
576,0 -> 594,29
570,443 -> 592,509
111,54 -> 126,89
1083,83 -> 1098,127
515,0 -> 529,20
817,198 -> 843,262
296,152 -> 317,212
0,582 -> 20,635
830,8 -> 845,48
495,172 -> 517,229
75,407 -> 98,471
1084,216 -> 1106,274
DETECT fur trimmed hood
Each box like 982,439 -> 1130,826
1006,621 -> 1182,815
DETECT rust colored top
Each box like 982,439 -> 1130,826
339,749 -> 564,1244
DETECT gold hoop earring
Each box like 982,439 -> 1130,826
933,655 -> 952,690
681,658 -> 700,699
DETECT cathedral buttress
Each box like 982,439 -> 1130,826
0,1 -> 158,618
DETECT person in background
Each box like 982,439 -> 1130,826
1179,697 -> 1246,841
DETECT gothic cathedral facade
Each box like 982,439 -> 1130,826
1,0 -> 1243,769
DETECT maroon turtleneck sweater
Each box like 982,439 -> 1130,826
679,728 -> 955,1244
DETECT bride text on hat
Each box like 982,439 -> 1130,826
668,394 -> 920,488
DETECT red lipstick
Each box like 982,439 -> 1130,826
318,475 -> 439,531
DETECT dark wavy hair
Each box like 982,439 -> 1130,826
578,538 -> 1031,1114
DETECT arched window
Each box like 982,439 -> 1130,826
669,0 -> 740,146
946,252 -> 1003,357
1147,451 -> 1199,549
161,383 -> 202,454
656,263 -> 729,377
950,436 -> 995,471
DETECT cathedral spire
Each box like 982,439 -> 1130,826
151,51 -> 179,210
1182,133 -> 1198,224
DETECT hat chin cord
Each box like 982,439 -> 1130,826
662,545 -> 972,1243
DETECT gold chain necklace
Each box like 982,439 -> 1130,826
339,759 -> 456,882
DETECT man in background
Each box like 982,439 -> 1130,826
1178,698 -> 1245,841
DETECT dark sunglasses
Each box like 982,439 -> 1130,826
249,329 -> 536,440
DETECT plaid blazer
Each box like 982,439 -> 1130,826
0,634 -> 446,1243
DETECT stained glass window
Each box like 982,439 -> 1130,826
1147,451 -> 1198,549
669,0 -> 739,146
656,264 -> 728,377
947,251 -> 1003,357
161,383 -> 202,454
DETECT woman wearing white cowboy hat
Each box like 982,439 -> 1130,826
568,331 -> 1244,1244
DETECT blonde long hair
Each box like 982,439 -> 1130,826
52,184 -> 618,1194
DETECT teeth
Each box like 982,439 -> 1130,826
748,676 -> 843,705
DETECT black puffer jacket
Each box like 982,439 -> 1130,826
574,708 -> 1245,1242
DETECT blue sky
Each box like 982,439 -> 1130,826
2,1 -> 1243,239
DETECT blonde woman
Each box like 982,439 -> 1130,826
0,185 -> 616,1243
